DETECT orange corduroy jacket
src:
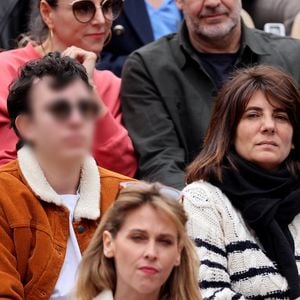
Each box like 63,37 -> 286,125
0,146 -> 133,299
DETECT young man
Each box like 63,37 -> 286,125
0,52 -> 132,299
121,0 -> 300,189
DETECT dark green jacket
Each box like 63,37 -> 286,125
121,22 -> 300,189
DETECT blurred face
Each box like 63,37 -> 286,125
16,77 -> 98,163
103,205 -> 182,299
235,90 -> 294,171
42,0 -> 117,53
177,0 -> 241,40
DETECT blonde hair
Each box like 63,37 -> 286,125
75,182 -> 201,300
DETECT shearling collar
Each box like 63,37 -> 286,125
17,146 -> 101,221
93,290 -> 114,300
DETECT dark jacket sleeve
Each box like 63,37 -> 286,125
121,52 -> 186,189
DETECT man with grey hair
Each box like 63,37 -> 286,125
121,0 -> 300,189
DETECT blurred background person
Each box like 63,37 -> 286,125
0,0 -> 35,49
242,0 -> 300,37
75,182 -> 201,300
185,66 -> 300,299
0,53 -> 133,299
97,0 -> 183,77
0,0 -> 137,177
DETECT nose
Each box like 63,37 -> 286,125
261,115 -> 276,134
91,5 -> 106,25
144,241 -> 158,261
69,107 -> 84,125
204,0 -> 221,7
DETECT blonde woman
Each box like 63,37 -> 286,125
75,182 -> 201,300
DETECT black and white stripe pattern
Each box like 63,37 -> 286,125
183,181 -> 300,300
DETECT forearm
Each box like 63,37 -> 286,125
93,111 -> 137,177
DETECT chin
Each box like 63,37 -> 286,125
59,148 -> 90,162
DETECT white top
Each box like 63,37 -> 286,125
50,194 -> 82,300
183,181 -> 300,300
93,290 -> 114,300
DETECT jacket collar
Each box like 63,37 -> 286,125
93,290 -> 114,300
17,146 -> 101,221
177,20 -> 270,68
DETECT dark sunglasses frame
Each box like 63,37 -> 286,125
46,98 -> 100,121
70,0 -> 124,23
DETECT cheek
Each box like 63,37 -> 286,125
159,248 -> 180,273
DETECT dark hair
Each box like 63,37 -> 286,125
7,51 -> 92,150
186,65 -> 300,183
29,0 -> 58,44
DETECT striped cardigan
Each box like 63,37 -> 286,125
183,181 -> 300,300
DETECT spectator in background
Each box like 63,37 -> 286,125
0,0 -> 35,49
122,0 -> 300,189
0,53 -> 133,299
0,0 -> 137,177
184,66 -> 300,299
242,0 -> 300,36
75,182 -> 201,300
97,0 -> 182,77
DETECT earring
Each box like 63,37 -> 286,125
104,30 -> 112,47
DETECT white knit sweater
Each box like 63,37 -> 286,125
183,181 -> 300,300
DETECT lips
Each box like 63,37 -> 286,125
139,266 -> 159,275
86,33 -> 105,39
256,141 -> 278,147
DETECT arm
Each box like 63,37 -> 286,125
183,184 -> 247,300
0,204 -> 24,299
121,53 -> 186,189
62,47 -> 137,177
0,59 -> 19,165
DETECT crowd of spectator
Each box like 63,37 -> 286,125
1,0 -> 300,299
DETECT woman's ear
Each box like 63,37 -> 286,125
103,230 -> 115,258
174,244 -> 183,266
40,0 -> 55,30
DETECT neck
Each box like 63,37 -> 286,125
35,36 -> 67,56
114,287 -> 160,300
35,152 -> 82,195
189,23 -> 242,53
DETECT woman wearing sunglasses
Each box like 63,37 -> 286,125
75,182 -> 201,300
0,0 -> 137,177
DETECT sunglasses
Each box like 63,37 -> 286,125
70,0 -> 124,23
46,98 -> 100,121
120,182 -> 183,202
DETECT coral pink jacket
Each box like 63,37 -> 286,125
0,44 -> 137,177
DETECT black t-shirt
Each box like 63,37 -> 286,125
198,52 -> 239,88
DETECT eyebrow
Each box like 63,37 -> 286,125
128,229 -> 176,239
245,106 -> 288,113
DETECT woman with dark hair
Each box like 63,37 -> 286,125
0,0 -> 137,177
184,65 -> 300,299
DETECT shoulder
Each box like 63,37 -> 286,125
183,180 -> 227,207
0,44 -> 37,66
0,160 -> 23,183
99,167 -> 134,185
248,28 -> 300,52
128,33 -> 178,62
